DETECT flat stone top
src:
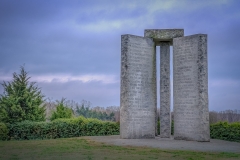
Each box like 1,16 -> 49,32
144,29 -> 184,43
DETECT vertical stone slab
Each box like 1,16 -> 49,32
153,45 -> 157,136
160,42 -> 171,138
173,34 -> 210,141
120,34 -> 156,139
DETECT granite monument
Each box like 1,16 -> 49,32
120,29 -> 209,141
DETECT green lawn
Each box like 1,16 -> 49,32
0,137 -> 239,160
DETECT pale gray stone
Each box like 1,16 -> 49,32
120,29 -> 209,142
173,34 -> 210,142
120,34 -> 156,139
144,29 -> 184,45
160,42 -> 171,138
153,45 -> 157,136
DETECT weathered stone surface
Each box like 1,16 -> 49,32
120,34 -> 156,139
144,29 -> 184,45
160,42 -> 171,138
153,45 -> 157,136
173,34 -> 210,142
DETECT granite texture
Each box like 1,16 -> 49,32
173,34 -> 210,142
120,34 -> 156,139
160,42 -> 171,138
153,45 -> 157,136
144,29 -> 184,45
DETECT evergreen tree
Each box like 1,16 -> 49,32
50,99 -> 73,121
0,66 -> 46,123
75,104 -> 90,117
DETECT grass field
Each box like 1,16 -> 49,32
0,137 -> 239,160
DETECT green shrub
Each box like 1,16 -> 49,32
210,121 -> 240,142
7,118 -> 239,143
7,116 -> 119,140
50,99 -> 73,121
157,121 -> 239,142
0,122 -> 9,140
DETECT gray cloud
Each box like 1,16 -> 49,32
1,0 -> 240,110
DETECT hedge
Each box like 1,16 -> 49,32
156,121 -> 239,142
6,116 -> 119,140
3,119 -> 240,142
210,121 -> 240,142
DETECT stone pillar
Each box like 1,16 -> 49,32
153,45 -> 158,136
160,42 -> 171,138
173,34 -> 210,142
120,34 -> 156,139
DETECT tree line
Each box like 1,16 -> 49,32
0,66 -> 239,124
0,67 -> 118,124
209,110 -> 240,124
157,109 -> 240,124
45,99 -> 118,122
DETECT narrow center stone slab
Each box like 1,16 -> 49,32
160,42 -> 171,138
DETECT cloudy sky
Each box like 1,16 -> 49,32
0,0 -> 240,111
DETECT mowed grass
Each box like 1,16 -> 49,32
0,137 -> 239,160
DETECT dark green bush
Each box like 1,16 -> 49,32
210,121 -> 240,142
7,116 -> 119,140
6,118 -> 239,142
0,122 -> 9,140
157,121 -> 239,142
